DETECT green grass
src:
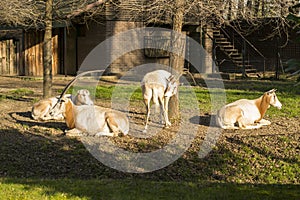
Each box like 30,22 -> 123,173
0,89 -> 35,101
84,79 -> 300,118
9,88 -> 34,96
0,94 -> 7,101
56,78 -> 300,118
0,178 -> 299,200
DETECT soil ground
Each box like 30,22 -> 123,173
0,76 -> 298,183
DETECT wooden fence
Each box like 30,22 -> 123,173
0,30 -> 60,76
24,31 -> 59,76
0,39 -> 19,75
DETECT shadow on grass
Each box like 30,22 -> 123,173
9,111 -> 68,131
0,125 -> 298,199
1,101 -> 298,199
227,135 -> 299,165
189,114 -> 218,127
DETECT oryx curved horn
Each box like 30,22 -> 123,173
182,68 -> 198,86
58,69 -> 105,99
167,70 -> 182,82
174,72 -> 182,81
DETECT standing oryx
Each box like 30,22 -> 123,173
141,69 -> 180,132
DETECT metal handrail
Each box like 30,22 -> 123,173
219,26 -> 266,75
230,26 -> 266,59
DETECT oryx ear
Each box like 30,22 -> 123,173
167,75 -> 175,82
267,88 -> 277,94
58,97 -> 68,103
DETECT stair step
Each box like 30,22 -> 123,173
215,38 -> 228,42
236,64 -> 253,68
229,53 -> 242,57
213,33 -> 225,37
226,49 -> 238,53
213,27 -> 255,70
221,45 -> 235,49
245,69 -> 257,73
234,60 -> 244,64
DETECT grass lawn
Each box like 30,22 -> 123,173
0,178 -> 299,200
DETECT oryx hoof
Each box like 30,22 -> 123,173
164,122 -> 171,128
65,131 -> 83,137
64,128 -> 84,137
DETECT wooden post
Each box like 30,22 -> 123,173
52,34 -> 58,75
38,31 -> 43,76
242,39 -> 246,77
29,32 -> 35,76
64,27 -> 67,76
36,31 -> 40,76
275,36 -> 280,80
0,41 -> 3,75
9,40 -> 15,75
3,41 -> 7,75
203,25 -> 213,73
16,40 -> 20,75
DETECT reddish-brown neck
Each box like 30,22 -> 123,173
64,100 -> 75,129
255,94 -> 270,121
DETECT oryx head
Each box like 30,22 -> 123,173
50,97 -> 69,117
266,89 -> 282,109
49,69 -> 104,116
74,89 -> 94,105
164,73 -> 180,97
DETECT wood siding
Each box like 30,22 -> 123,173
0,39 -> 19,75
24,30 -> 60,76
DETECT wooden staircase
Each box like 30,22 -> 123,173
212,28 -> 256,74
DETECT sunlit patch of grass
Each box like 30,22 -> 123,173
10,88 -> 34,96
83,81 -> 299,119
0,178 -> 299,200
0,94 -> 7,101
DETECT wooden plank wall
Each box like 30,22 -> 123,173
24,31 -> 59,76
0,39 -> 18,75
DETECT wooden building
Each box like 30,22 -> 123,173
0,1 -> 299,77
0,28 -> 62,76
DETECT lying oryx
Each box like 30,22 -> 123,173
31,94 -> 72,121
31,89 -> 93,121
72,89 -> 94,106
216,89 -> 282,129
141,69 -> 180,132
50,75 -> 129,137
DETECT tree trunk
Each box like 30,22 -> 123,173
169,0 -> 185,119
43,0 -> 53,98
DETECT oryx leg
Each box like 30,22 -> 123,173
65,128 -> 84,137
257,119 -> 271,126
143,98 -> 151,133
142,86 -> 152,133
47,114 -> 64,121
221,125 -> 239,129
95,132 -> 115,137
240,118 -> 269,129
161,96 -> 171,127
241,124 -> 263,129
105,112 -> 123,137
